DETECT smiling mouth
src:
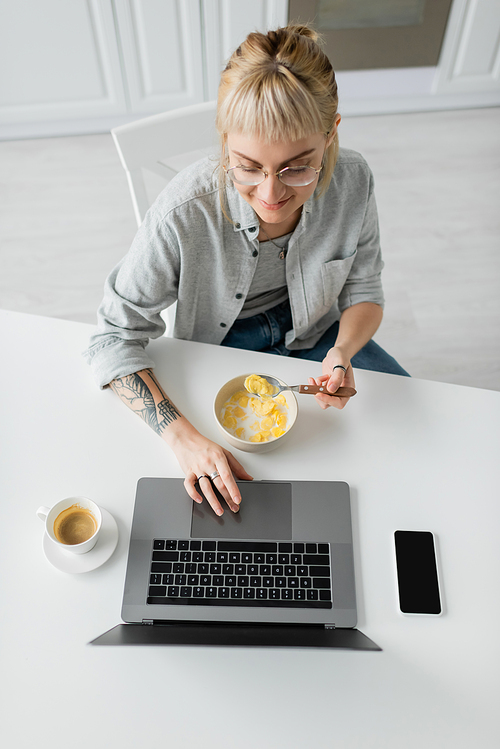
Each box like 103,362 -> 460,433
258,197 -> 291,211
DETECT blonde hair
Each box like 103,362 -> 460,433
216,24 -> 339,199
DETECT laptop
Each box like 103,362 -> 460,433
90,477 -> 381,650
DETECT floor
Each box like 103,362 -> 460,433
1,107 -> 499,391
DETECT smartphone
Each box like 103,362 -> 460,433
394,530 -> 442,615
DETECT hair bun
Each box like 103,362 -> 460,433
285,23 -> 320,44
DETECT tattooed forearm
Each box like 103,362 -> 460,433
110,370 -> 180,436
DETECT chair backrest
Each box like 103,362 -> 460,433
111,101 -> 218,335
112,100 -> 218,227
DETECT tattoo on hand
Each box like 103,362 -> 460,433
110,371 -> 180,436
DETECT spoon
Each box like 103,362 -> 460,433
252,374 -> 356,399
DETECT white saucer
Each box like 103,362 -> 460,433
43,508 -> 119,574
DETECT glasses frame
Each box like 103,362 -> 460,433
224,162 -> 324,187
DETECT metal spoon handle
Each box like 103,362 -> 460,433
295,385 -> 356,397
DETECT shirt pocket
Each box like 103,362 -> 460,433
320,255 -> 356,309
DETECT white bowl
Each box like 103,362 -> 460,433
214,373 -> 298,453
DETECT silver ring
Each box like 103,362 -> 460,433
209,471 -> 220,481
332,365 -> 347,374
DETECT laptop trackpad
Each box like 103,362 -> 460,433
191,482 -> 292,540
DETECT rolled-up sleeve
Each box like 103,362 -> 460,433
83,209 -> 179,389
337,169 -> 385,313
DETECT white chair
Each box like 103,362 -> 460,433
111,101 -> 219,334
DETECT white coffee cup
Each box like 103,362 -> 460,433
37,497 -> 102,554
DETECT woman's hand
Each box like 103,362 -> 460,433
170,426 -> 253,516
309,346 -> 356,410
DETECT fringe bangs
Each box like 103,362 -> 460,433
217,73 -> 324,143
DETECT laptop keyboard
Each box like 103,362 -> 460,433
147,540 -> 332,609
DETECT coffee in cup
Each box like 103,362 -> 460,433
53,504 -> 98,545
37,497 -> 102,554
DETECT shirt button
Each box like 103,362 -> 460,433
248,226 -> 256,233
252,250 -> 258,257
235,293 -> 243,299
220,322 -> 227,328
235,223 -> 241,229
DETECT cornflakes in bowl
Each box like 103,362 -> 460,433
214,374 -> 298,453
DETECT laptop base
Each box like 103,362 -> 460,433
89,622 -> 381,650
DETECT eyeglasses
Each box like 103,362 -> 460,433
224,163 -> 323,187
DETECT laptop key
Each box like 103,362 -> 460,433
313,578 -> 331,589
206,587 -> 217,597
303,554 -> 329,566
218,541 -> 277,553
192,552 -> 203,562
162,574 -> 174,585
180,587 -> 192,597
165,540 -> 177,550
263,577 -> 274,587
307,589 -> 319,600
151,562 -> 172,573
288,578 -> 299,588
153,540 -> 165,550
189,540 -> 202,551
237,576 -> 249,587
178,540 -> 189,550
243,588 -> 255,599
152,551 -> 179,562
175,574 -> 186,586
187,575 -> 199,586
218,587 -> 230,598
167,586 -> 179,596
256,588 -> 267,599
294,589 -> 306,600
193,587 -> 204,597
309,566 -> 331,577
150,574 -> 162,585
148,585 -> 166,597
300,578 -> 312,588
213,576 -> 224,586
231,588 -> 243,598
250,576 -> 262,587
281,589 -> 293,599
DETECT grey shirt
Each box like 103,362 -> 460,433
85,147 -> 384,388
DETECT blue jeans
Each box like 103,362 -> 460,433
221,300 -> 410,376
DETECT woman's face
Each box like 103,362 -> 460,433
226,130 -> 335,234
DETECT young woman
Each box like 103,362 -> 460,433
85,25 -> 408,517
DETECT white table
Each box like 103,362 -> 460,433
1,309 -> 499,749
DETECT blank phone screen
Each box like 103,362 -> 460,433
394,531 -> 442,614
